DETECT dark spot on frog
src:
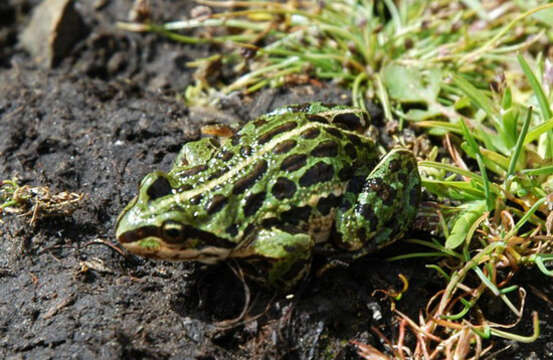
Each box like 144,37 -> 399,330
282,205 -> 311,225
271,177 -> 297,200
409,185 -> 420,208
240,145 -> 252,157
344,143 -> 357,159
189,194 -> 203,205
357,227 -> 367,240
244,192 -> 266,217
208,167 -> 229,180
147,177 -> 172,200
226,223 -> 239,237
217,150 -> 234,162
205,194 -> 228,215
273,139 -> 297,154
300,127 -> 320,139
231,134 -> 241,146
365,178 -> 396,206
325,127 -> 344,139
280,154 -> 307,172
299,162 -> 335,187
356,203 -> 377,227
261,217 -> 280,228
311,140 -> 339,157
254,118 -> 267,127
177,183 -> 193,192
333,112 -> 363,130
232,160 -> 268,194
346,175 -> 365,194
347,133 -> 362,146
316,194 -> 340,215
242,223 -> 256,238
307,114 -> 328,123
338,165 -> 354,181
257,121 -> 297,145
179,165 -> 207,177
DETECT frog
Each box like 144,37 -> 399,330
115,103 -> 421,289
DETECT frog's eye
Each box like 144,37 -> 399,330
162,221 -> 185,243
147,177 -> 173,200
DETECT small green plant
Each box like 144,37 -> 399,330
0,178 -> 85,225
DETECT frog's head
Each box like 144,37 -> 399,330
115,171 -> 232,264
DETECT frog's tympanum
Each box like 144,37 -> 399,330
116,103 -> 421,288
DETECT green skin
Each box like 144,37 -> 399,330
116,103 -> 421,289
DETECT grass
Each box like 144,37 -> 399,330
119,1 -> 553,358
0,178 -> 85,225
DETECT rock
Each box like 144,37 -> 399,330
20,0 -> 87,68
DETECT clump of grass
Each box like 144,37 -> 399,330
0,178 -> 86,225
382,54 -> 552,359
119,1 -> 553,358
119,1 -> 553,110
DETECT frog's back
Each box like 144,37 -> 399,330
170,108 -> 379,242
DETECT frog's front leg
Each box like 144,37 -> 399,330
237,227 -> 314,289
336,149 -> 421,253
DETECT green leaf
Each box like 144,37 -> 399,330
382,64 -> 442,104
453,75 -> 499,126
500,107 -> 518,150
445,200 -> 487,249
525,118 -> 553,145
422,179 -> 485,201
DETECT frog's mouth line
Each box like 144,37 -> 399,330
119,235 -> 232,264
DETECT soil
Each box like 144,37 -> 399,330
1,1 -> 552,359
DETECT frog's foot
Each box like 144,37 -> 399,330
336,148 -> 421,251
241,227 -> 314,290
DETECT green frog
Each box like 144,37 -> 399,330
115,103 -> 421,289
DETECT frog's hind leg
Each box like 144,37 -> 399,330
335,148 -> 421,252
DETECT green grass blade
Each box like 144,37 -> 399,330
520,165 -> 553,176
524,118 -> 553,145
518,55 -> 552,121
460,119 -> 493,210
453,75 -> 498,126
506,107 -> 532,179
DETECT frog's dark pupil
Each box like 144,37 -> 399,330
163,221 -> 183,242
147,177 -> 172,200
166,228 -> 180,238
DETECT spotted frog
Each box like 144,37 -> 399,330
116,103 -> 421,288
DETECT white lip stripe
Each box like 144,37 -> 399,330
157,121 -> 369,208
